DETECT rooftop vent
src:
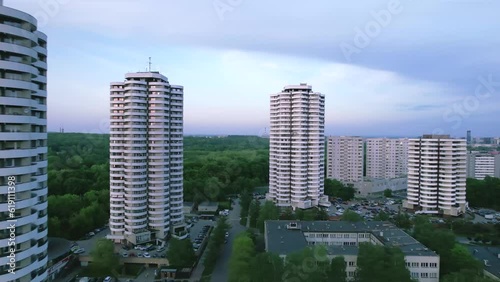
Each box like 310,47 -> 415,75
287,222 -> 301,230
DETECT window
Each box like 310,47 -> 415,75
344,234 -> 349,238
421,273 -> 428,278
411,262 -> 419,267
421,262 -> 429,268
405,262 -> 410,267
430,273 -> 437,278
348,271 -> 355,277
348,261 -> 356,267
411,272 -> 418,279
430,263 -> 437,268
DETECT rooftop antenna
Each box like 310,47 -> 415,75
148,57 -> 152,72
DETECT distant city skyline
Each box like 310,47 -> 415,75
5,0 -> 500,136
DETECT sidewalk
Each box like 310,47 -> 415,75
189,251 -> 207,282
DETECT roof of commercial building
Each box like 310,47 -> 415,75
265,220 -> 437,257
467,245 -> 500,279
198,201 -> 218,207
48,237 -> 72,261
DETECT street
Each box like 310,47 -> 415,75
210,198 -> 246,282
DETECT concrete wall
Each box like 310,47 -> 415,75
354,177 -> 407,196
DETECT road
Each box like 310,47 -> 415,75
210,198 -> 246,282
75,227 -> 110,256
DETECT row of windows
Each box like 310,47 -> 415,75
406,262 -> 438,268
410,272 -> 438,278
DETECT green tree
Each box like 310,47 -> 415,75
167,238 -> 196,267
229,233 -> 255,282
329,256 -> 347,282
250,252 -> 284,282
324,179 -> 355,201
89,238 -> 119,276
283,245 -> 330,282
383,189 -> 393,198
355,243 -> 414,282
281,207 -> 295,220
257,201 -> 280,232
249,200 -> 261,228
341,210 -> 363,222
393,212 -> 412,229
204,217 -> 231,272
374,211 -> 389,221
448,244 -> 482,274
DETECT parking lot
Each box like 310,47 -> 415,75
188,218 -> 215,254
326,198 -> 403,220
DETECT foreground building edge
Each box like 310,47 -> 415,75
0,3 -> 49,282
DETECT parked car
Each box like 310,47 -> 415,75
73,248 -> 85,254
143,252 -> 151,258
121,252 -> 129,258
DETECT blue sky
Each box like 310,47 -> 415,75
6,0 -> 500,137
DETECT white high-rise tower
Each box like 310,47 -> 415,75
0,3 -> 49,282
267,83 -> 329,209
403,134 -> 467,216
108,71 -> 184,245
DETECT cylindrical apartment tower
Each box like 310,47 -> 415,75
0,3 -> 49,282
108,72 -> 184,245
267,83 -> 325,209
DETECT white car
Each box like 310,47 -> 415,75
143,252 -> 151,258
104,277 -> 112,282
73,248 -> 85,254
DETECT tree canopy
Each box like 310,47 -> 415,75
355,243 -> 414,282
324,179 -> 355,201
89,238 -> 119,276
167,238 -> 196,267
466,176 -> 500,210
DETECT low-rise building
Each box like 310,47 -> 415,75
467,152 -> 500,179
353,177 -> 407,196
183,202 -> 195,214
466,245 -> 500,281
197,202 -> 219,213
264,220 -> 440,282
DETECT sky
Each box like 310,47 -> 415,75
4,0 -> 500,137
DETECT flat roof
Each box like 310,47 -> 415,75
467,245 -> 500,279
48,237 -> 72,261
265,221 -> 437,257
198,201 -> 218,207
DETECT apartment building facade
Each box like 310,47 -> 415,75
0,3 -> 49,281
467,152 -> 500,179
108,72 -> 184,245
403,135 -> 467,216
365,138 -> 408,179
326,136 -> 364,183
267,83 -> 329,209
